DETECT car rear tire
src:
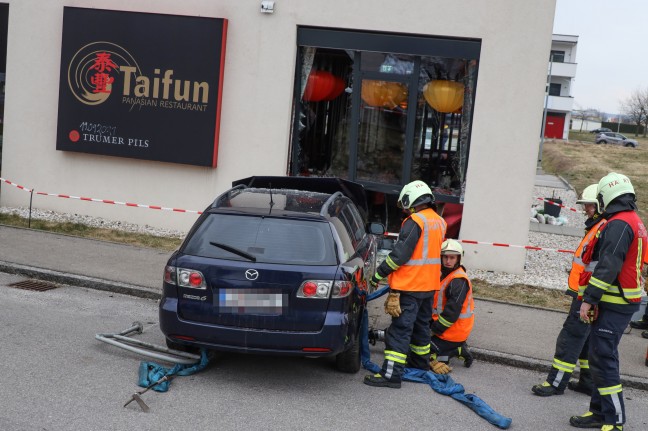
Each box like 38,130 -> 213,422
625,143 -> 635,147
335,335 -> 361,373
597,140 -> 606,145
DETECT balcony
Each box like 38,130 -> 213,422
550,61 -> 577,78
547,95 -> 574,112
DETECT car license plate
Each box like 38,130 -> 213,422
218,289 -> 287,315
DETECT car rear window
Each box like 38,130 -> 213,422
183,214 -> 338,265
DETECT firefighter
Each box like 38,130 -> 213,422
532,184 -> 605,397
364,180 -> 446,389
429,239 -> 475,374
569,173 -> 647,431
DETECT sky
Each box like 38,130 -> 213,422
553,0 -> 646,115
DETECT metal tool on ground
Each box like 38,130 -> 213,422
123,375 -> 172,412
95,321 -> 201,365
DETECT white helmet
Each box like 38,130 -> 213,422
576,184 -> 601,214
398,180 -> 434,210
597,172 -> 635,208
441,239 -> 464,265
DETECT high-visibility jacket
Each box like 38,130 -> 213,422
432,268 -> 474,342
568,218 -> 607,296
388,208 -> 446,292
581,211 -> 647,304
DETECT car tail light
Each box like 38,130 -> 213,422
164,266 -> 176,284
297,280 -> 331,298
165,266 -> 207,289
331,281 -> 353,298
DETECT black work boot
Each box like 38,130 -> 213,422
363,373 -> 401,389
568,371 -> 594,396
531,381 -> 564,396
569,411 -> 604,428
642,330 -> 648,339
629,318 -> 648,329
458,344 -> 474,368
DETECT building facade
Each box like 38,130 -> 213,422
543,34 -> 578,140
0,0 -> 556,273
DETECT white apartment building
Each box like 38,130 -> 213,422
543,34 -> 578,140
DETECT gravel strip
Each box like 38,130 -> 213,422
0,184 -> 586,291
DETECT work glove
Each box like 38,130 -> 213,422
370,273 -> 382,289
430,360 -> 452,374
384,291 -> 401,317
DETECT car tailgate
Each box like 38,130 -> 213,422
174,255 -> 339,331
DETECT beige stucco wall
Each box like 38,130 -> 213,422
1,0 -> 556,273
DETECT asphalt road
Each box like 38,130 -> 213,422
1,273 -> 647,431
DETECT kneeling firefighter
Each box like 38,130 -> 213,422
364,180 -> 447,389
429,239 -> 475,374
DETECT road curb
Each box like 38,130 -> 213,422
0,260 -> 160,300
473,347 -> 648,392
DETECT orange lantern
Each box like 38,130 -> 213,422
423,80 -> 464,113
361,80 -> 408,109
303,70 -> 336,102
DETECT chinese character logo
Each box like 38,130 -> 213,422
67,42 -> 140,106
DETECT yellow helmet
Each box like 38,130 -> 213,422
597,172 -> 635,208
398,180 -> 434,210
576,184 -> 601,214
441,239 -> 464,265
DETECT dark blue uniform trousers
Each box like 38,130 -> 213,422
381,293 -> 432,382
588,306 -> 633,425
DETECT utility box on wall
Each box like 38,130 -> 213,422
56,7 -> 228,167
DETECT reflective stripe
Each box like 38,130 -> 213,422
585,261 -> 598,272
384,350 -> 407,364
611,392 -> 623,424
438,316 -> 453,328
407,213 -> 443,266
384,361 -> 394,379
459,290 -> 474,318
579,359 -> 590,369
409,343 -> 430,355
385,256 -> 399,271
436,355 -> 449,362
552,357 -> 575,373
573,256 -> 584,266
598,384 -> 622,396
552,371 -> 564,387
589,276 -> 612,291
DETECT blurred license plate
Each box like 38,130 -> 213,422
218,289 -> 286,315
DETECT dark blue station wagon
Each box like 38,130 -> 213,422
159,176 -> 384,372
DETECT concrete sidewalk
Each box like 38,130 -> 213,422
1,223 -> 647,391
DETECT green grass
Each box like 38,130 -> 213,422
0,212 -> 183,251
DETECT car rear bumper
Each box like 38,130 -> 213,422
159,297 -> 354,356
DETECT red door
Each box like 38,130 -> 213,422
544,114 -> 565,139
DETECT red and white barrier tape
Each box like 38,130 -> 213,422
1,177 -> 202,214
536,197 -> 582,213
384,232 -> 575,254
1,176 -> 576,253
0,177 -> 33,193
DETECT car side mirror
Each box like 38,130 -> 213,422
366,222 -> 385,235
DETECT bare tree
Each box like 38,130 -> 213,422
571,105 -> 602,131
620,88 -> 648,136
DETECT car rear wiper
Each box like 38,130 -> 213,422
209,241 -> 257,262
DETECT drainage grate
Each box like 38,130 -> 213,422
7,279 -> 60,292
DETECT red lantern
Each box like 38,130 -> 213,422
303,70 -> 336,102
322,76 -> 345,101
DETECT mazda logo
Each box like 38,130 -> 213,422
245,269 -> 259,280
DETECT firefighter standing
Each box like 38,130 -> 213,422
428,239 -> 475,374
569,173 -> 647,431
532,184 -> 605,397
364,180 -> 446,389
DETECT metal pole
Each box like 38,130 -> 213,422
28,189 -> 34,228
538,55 -> 554,169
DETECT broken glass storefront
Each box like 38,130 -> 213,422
290,27 -> 480,232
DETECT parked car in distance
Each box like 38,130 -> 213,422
159,176 -> 385,373
595,131 -> 638,148
590,127 -> 612,134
